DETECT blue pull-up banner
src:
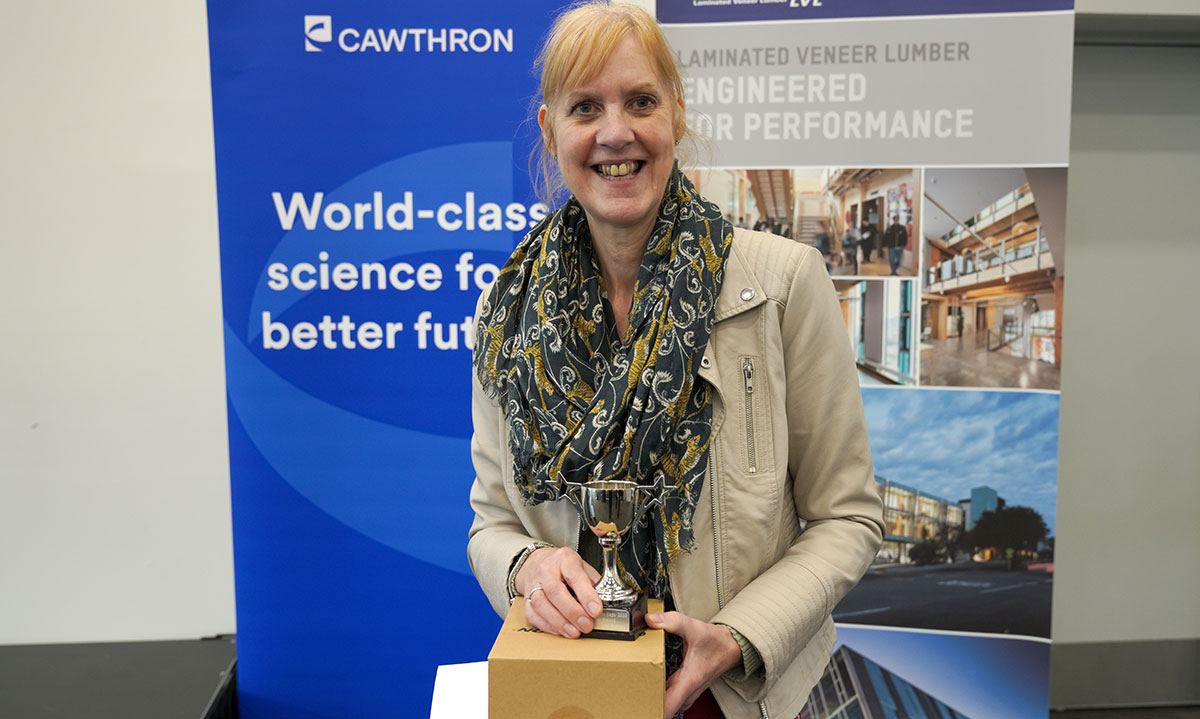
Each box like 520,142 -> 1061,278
206,2 -> 557,716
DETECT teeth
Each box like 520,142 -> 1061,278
600,162 -> 640,177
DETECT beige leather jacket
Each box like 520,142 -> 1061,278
468,229 -> 884,719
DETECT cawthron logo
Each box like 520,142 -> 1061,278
304,15 -> 332,52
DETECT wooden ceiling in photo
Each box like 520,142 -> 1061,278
747,169 -> 794,221
826,168 -> 883,196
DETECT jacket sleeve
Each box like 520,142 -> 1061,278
466,303 -> 544,619
711,243 -> 885,700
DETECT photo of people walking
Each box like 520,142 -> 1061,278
682,167 -> 919,278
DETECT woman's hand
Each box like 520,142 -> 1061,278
515,547 -> 603,638
646,612 -> 744,718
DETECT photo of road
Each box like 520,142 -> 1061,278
850,387 -> 1059,640
835,563 -> 1053,638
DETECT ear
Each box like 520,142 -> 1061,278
537,104 -> 556,158
673,94 -> 687,144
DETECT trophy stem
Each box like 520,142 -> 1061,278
595,533 -> 638,605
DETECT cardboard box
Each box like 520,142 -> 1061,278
488,597 -> 665,719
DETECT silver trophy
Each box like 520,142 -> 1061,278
562,479 -> 660,641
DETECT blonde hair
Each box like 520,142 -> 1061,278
532,2 -> 692,205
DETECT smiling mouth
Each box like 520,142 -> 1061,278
595,161 -> 644,179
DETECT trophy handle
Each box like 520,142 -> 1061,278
560,480 -> 586,516
636,485 -> 659,510
633,483 -> 668,522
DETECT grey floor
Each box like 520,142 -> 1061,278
0,636 -> 235,719
0,636 -> 1194,718
1056,710 -> 1200,719
920,333 -> 1061,390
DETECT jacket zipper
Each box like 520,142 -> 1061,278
709,449 -> 725,610
742,358 -> 758,474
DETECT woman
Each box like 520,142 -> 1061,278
468,4 -> 883,718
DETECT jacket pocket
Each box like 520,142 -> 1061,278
739,356 -> 773,475
720,356 -> 780,591
742,357 -> 759,474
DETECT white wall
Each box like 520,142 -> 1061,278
0,2 -> 234,643
1052,43 -> 1200,645
1076,0 -> 1200,15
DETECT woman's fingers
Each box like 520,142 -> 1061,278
543,548 -> 599,631
649,612 -> 701,717
525,585 -> 581,638
647,612 -> 744,719
663,667 -> 711,718
645,610 -> 695,638
560,560 -> 603,619
662,669 -> 692,718
542,577 -> 593,635
515,547 -> 602,637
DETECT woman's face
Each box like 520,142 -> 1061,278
540,36 -> 683,242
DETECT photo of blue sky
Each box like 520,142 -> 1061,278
834,625 -> 1050,719
861,387 -> 1059,534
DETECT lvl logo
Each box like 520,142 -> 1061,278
304,15 -> 332,52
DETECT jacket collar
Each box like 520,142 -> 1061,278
698,233 -> 766,399
714,235 -> 767,323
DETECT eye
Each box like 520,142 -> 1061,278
570,100 -> 597,116
631,95 -> 657,111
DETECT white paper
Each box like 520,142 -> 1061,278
430,660 -> 488,719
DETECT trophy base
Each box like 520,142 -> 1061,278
585,595 -> 648,641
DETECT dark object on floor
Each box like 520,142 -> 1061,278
0,635 -> 235,719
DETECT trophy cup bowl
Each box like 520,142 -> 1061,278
564,479 -> 657,640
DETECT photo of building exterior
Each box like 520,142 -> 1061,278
800,645 -> 973,719
960,485 -> 1000,532
876,476 -> 966,565
683,167 -> 918,279
835,388 -> 1058,637
920,168 -> 1067,389
800,627 -> 1053,719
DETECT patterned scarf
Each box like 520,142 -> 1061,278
474,166 -> 732,598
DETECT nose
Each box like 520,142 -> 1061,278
595,108 -> 634,148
